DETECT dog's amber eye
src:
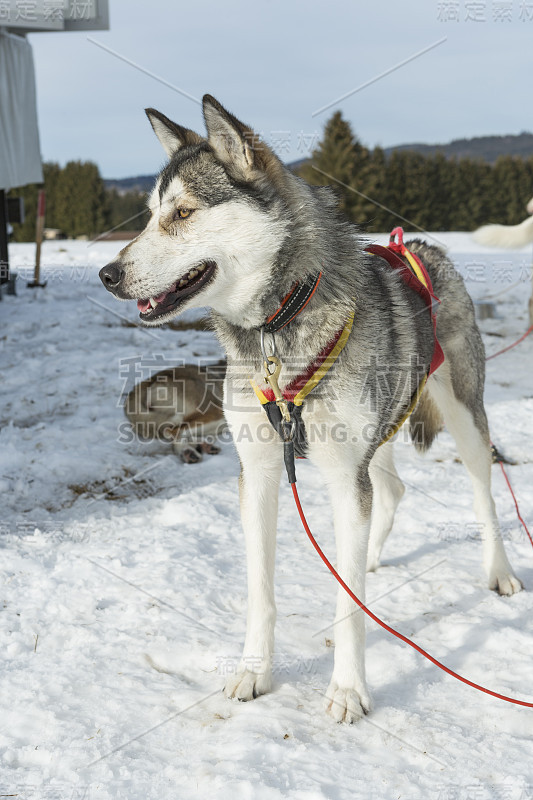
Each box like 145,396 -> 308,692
174,208 -> 191,220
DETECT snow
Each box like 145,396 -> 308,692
1,233 -> 532,800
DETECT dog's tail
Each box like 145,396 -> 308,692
409,390 -> 443,453
472,215 -> 533,249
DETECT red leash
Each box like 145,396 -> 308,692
486,324 -> 533,361
281,230 -> 532,707
485,324 -> 533,549
286,323 -> 532,707
497,461 -> 533,549
291,482 -> 533,708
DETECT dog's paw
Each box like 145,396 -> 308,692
180,445 -> 203,464
489,570 -> 523,596
224,669 -> 272,702
324,680 -> 371,724
197,440 -> 221,456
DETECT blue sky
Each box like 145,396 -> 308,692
28,0 -> 532,178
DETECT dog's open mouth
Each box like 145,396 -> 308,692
137,260 -> 217,321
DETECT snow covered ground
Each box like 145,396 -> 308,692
1,233 -> 532,800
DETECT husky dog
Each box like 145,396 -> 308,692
124,361 -> 226,463
100,96 -> 522,723
473,198 -> 533,324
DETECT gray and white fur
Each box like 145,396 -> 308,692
99,95 -> 522,723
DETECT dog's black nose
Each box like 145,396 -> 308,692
99,262 -> 124,293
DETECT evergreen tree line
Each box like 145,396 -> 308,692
8,118 -> 533,241
8,161 -> 148,242
297,111 -> 533,233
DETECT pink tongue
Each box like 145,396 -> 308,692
137,282 -> 178,313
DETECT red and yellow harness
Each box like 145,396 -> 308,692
252,227 -> 444,451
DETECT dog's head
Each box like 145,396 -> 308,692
99,95 -> 293,327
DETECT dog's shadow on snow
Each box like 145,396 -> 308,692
364,561 -> 531,713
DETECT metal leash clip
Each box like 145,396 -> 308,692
260,327 -> 292,426
263,356 -> 291,425
260,327 -> 276,363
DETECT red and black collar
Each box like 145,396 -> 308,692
261,271 -> 322,333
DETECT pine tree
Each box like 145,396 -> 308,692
455,159 -> 492,229
43,162 -> 61,230
364,146 -> 390,231
424,153 -> 452,231
54,161 -> 109,237
516,157 -> 533,218
383,152 -> 408,230
107,189 -> 149,231
297,111 -> 361,219
402,151 -> 428,230
349,143 -> 376,228
491,156 -> 532,223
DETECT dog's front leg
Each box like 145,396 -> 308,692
224,408 -> 283,702
327,472 -> 373,722
311,440 -> 373,723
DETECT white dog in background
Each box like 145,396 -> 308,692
473,197 -> 533,249
473,197 -> 533,324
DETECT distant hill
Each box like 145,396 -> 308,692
104,175 -> 156,194
104,132 -> 533,191
382,131 -> 533,163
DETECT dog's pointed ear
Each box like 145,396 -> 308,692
145,108 -> 203,158
202,95 -> 256,175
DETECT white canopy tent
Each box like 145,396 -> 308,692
0,0 -> 109,291
0,31 -> 43,192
